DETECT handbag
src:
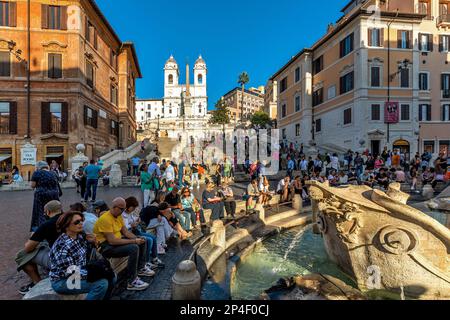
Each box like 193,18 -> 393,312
86,247 -> 115,283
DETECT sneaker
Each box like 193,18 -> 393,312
138,266 -> 155,277
146,262 -> 158,270
157,245 -> 166,255
152,257 -> 165,267
127,277 -> 149,291
18,282 -> 35,295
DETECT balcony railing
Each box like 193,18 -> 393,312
437,14 -> 450,26
442,89 -> 450,99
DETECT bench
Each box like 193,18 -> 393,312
23,257 -> 128,300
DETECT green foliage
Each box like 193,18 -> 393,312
250,110 -> 271,127
238,71 -> 250,87
209,99 -> 230,125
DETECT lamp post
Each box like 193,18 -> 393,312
386,10 -> 399,145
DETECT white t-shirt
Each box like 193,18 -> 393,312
122,211 -> 140,230
277,179 -> 286,192
164,165 -> 175,181
83,212 -> 98,235
330,156 -> 339,170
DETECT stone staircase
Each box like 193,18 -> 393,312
155,137 -> 180,162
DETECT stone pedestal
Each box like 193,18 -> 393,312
293,194 -> 303,212
422,185 -> 434,200
110,164 -> 122,187
172,260 -> 201,300
69,144 -> 89,181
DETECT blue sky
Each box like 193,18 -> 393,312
96,0 -> 344,109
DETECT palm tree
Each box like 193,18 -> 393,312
238,72 -> 249,123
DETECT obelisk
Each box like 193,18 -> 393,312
184,61 -> 193,117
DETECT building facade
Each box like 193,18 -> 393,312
272,0 -> 450,160
0,0 -> 141,179
221,86 -> 265,123
264,80 -> 278,120
136,55 -> 207,126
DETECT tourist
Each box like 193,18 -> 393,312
73,166 -> 84,194
365,155 -> 375,171
347,168 -> 358,185
148,157 -> 162,191
49,211 -> 113,300
354,153 -> 364,178
102,171 -> 110,187
244,178 -> 262,211
202,182 -> 225,221
140,192 -> 175,253
360,170 -> 374,188
123,197 -> 164,270
219,182 -> 237,218
291,176 -> 303,196
409,167 -> 418,192
30,161 -> 61,232
165,185 -> 191,231
181,187 -> 206,228
178,158 -> 187,188
374,156 -> 384,171
445,167 -> 450,183
79,162 -> 88,200
223,157 -> 232,184
140,164 -> 155,208
299,156 -> 308,176
140,140 -> 146,153
10,166 -> 23,184
392,150 -> 401,168
338,171 -> 349,185
277,176 -> 292,203
313,156 -> 323,174
395,167 -> 406,183
376,168 -> 390,190
126,159 -> 132,176
15,200 -> 63,295
287,157 -> 295,180
163,160 -> 176,189
69,202 -> 94,235
327,170 -> 338,186
93,197 -> 153,291
83,160 -> 102,202
131,156 -> 141,176
190,162 -> 200,190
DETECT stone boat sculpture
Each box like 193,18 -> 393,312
307,181 -> 450,299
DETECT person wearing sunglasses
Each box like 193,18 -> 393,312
49,211 -> 112,300
180,187 -> 206,229
93,198 -> 153,291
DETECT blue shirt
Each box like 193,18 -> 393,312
132,157 -> 140,166
148,162 -> 161,177
288,160 -> 295,170
84,164 -> 101,180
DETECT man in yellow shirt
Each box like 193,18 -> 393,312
94,197 -> 154,291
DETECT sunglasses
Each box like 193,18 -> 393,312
114,206 -> 126,211
73,219 -> 84,226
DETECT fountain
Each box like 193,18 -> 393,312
307,181 -> 450,299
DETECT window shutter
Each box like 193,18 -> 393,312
397,30 -> 402,48
61,102 -> 68,134
94,28 -> 98,49
0,51 -> 10,77
9,2 -> 17,27
408,31 -> 413,49
419,105 -> 423,122
427,104 -> 431,121
41,4 -> 48,29
9,101 -> 17,134
340,40 -> 344,58
439,35 -> 444,52
85,17 -> 90,41
84,106 -> 88,125
92,109 -> 98,128
48,54 -> 54,78
418,33 -> 423,51
61,6 -> 67,30
54,54 -> 62,78
380,28 -> 384,46
41,102 -> 50,134
429,34 -> 433,52
368,29 -> 373,46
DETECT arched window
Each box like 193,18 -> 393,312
168,74 -> 173,84
198,74 -> 203,84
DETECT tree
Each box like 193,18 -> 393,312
238,71 -> 250,122
250,110 -> 271,128
209,99 -> 231,154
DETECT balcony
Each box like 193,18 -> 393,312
437,14 -> 450,27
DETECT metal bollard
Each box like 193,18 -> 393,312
172,260 -> 201,300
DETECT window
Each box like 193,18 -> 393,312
419,104 -> 431,121
340,71 -> 354,94
281,104 -> 286,118
419,1 -> 431,18
48,53 -> 62,79
85,20 -> 97,49
41,102 -> 67,134
295,124 -> 300,136
110,120 -> 119,137
327,85 -> 336,100
371,104 -> 381,121
86,60 -> 94,88
282,128 -> 286,139
443,104 -> 450,121
110,85 -> 118,105
42,5 -> 67,30
343,108 -> 352,125
424,140 -> 435,153
84,106 -> 97,128
368,28 -> 383,47
198,74 -> 203,84
295,67 -> 300,83
370,66 -> 381,87
397,30 -> 412,49
315,119 -> 322,132
419,73 -> 429,91
110,48 -> 117,69
439,35 -> 450,52
0,51 -> 10,77
340,33 -> 354,58
400,68 -> 410,88
295,95 -> 301,112
313,56 -> 323,74
313,88 -> 323,106
280,77 -> 288,93
442,74 -> 450,98
0,101 -> 16,134
0,1 -> 16,27
400,104 -> 410,121
419,33 -> 433,52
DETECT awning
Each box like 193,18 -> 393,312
393,140 -> 410,147
45,154 -> 64,158
0,155 -> 12,162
